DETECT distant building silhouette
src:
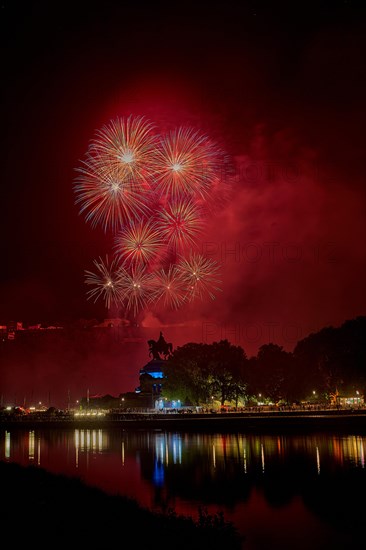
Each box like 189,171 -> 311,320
135,333 -> 172,408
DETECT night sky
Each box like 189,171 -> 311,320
1,1 -> 365,404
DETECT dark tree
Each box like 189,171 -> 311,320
207,340 -> 248,406
164,343 -> 212,405
250,344 -> 295,403
164,340 -> 248,406
293,316 -> 366,398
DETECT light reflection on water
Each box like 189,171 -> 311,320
1,429 -> 366,548
2,430 -> 366,472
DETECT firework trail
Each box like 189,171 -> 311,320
176,252 -> 222,301
157,198 -> 204,252
150,265 -> 187,310
114,219 -> 164,266
154,127 -> 222,200
84,255 -> 124,309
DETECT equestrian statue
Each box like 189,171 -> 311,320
148,332 -> 173,360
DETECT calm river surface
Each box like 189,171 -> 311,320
1,428 -> 365,549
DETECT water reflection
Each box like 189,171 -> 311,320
316,445 -> 320,474
28,430 -> 35,460
5,431 -> 10,459
1,429 -> 366,546
2,430 -> 366,472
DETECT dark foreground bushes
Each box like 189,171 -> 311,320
0,461 -> 243,549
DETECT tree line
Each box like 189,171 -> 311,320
163,316 -> 366,406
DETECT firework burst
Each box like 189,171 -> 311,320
150,265 -> 187,310
176,252 -> 222,301
118,264 -> 154,316
74,156 -> 149,232
84,255 -> 124,309
157,198 -> 204,251
114,219 -> 163,266
90,115 -> 158,183
154,127 -> 222,199
76,114 -> 231,313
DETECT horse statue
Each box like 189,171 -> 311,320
148,332 -> 173,360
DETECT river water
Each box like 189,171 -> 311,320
1,428 -> 365,549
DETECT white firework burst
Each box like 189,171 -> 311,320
84,255 -> 124,309
176,252 -> 222,301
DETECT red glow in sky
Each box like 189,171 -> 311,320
1,1 -> 365,406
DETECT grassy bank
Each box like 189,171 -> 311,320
0,461 -> 242,548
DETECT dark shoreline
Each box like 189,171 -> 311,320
2,409 -> 366,433
0,461 -> 242,549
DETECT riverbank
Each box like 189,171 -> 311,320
2,409 -> 366,433
0,461 -> 242,548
